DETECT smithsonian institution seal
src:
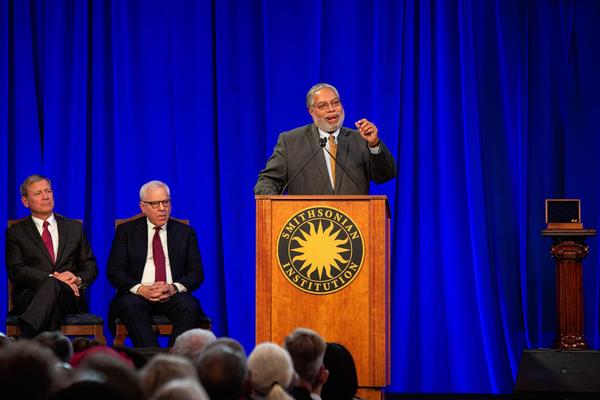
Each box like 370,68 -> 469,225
276,206 -> 364,294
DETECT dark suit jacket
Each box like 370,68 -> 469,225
5,214 -> 98,311
107,217 -> 204,294
289,387 -> 314,400
254,124 -> 396,195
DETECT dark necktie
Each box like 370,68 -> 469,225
42,220 -> 56,264
328,134 -> 337,187
153,226 -> 167,282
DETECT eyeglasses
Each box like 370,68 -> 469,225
142,199 -> 171,209
314,98 -> 341,111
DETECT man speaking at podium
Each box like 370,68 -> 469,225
254,83 -> 396,195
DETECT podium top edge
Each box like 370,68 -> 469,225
255,195 -> 388,200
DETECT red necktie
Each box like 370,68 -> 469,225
153,226 -> 167,282
42,220 -> 56,264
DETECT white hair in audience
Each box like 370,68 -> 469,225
248,342 -> 295,400
170,328 -> 217,360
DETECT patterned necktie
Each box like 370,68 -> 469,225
328,134 -> 337,188
153,226 -> 167,282
42,220 -> 55,264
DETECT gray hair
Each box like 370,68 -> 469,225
150,378 -> 209,400
139,180 -> 171,201
20,174 -> 52,197
248,342 -> 295,400
140,354 -> 198,398
306,83 -> 340,108
33,331 -> 73,363
171,329 -> 217,360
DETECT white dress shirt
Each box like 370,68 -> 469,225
129,220 -> 186,294
31,213 -> 59,259
318,128 -> 382,188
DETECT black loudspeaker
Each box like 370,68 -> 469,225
514,350 -> 600,399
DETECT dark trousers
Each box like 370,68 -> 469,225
12,277 -> 79,334
109,292 -> 206,347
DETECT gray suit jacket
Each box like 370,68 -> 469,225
254,124 -> 396,195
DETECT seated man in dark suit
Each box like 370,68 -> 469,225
6,174 -> 98,338
107,180 -> 207,347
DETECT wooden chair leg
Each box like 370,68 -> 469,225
114,325 -> 127,347
94,325 -> 106,345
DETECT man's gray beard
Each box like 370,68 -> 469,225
315,112 -> 345,132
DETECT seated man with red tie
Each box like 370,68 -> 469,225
6,174 -> 98,338
107,180 -> 207,347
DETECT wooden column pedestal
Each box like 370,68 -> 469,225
542,229 -> 596,349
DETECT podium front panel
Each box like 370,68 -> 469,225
256,195 -> 390,388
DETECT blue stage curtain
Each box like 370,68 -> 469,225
2,0 -> 600,394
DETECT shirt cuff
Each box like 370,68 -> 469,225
173,282 -> 187,293
368,143 -> 381,154
130,284 -> 141,294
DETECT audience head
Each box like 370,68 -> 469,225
210,336 -> 246,358
170,328 -> 217,360
70,345 -> 134,368
75,350 -> 142,400
195,342 -> 248,400
0,340 -> 60,400
284,327 -> 327,385
149,378 -> 209,400
140,354 -> 197,398
0,331 -> 15,347
320,343 -> 358,400
34,331 -> 74,363
51,380 -> 136,400
247,342 -> 295,400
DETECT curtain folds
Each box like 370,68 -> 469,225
2,0 -> 600,394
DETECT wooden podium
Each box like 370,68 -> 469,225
256,195 -> 390,400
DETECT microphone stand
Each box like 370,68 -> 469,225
280,137 -> 328,195
322,146 -> 361,193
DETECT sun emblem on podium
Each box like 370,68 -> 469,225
277,206 -> 364,294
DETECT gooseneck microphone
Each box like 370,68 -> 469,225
279,137 -> 327,194
322,145 -> 361,193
